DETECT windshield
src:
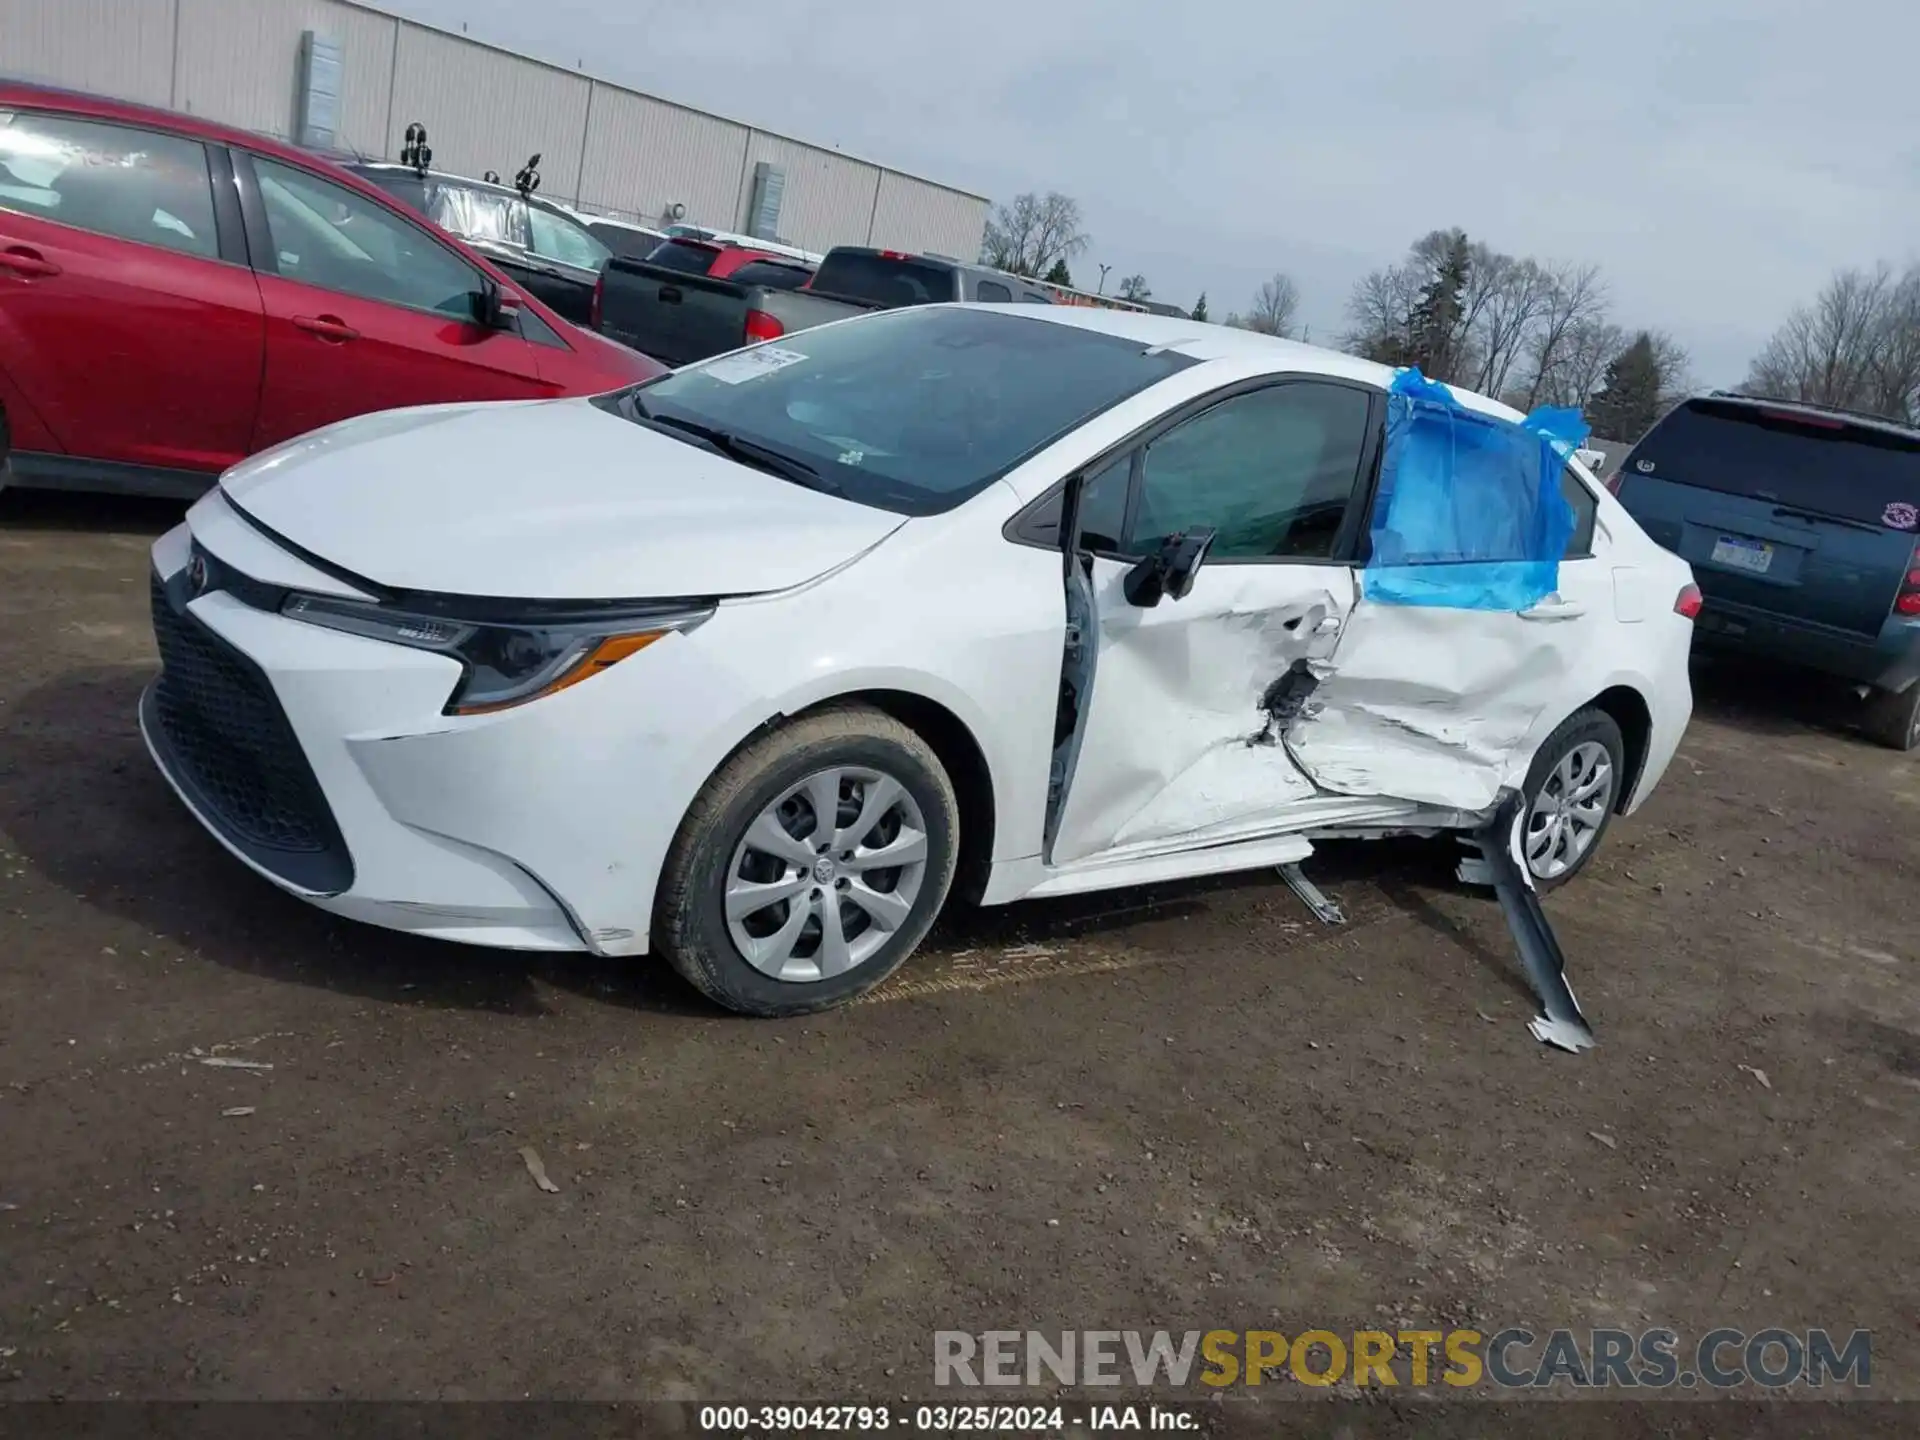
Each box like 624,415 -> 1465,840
1629,399 -> 1920,528
596,306 -> 1196,516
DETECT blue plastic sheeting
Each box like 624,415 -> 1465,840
1362,368 -> 1586,611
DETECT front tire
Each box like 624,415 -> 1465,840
1520,707 -> 1625,891
655,705 -> 958,1016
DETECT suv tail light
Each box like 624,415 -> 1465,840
744,310 -> 785,343
1674,583 -> 1703,619
1896,558 -> 1920,616
590,273 -> 603,329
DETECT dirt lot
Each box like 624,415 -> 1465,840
1,489 -> 1917,1411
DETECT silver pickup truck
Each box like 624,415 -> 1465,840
592,244 -> 1056,367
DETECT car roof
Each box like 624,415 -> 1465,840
1687,390 -> 1920,443
1,77 -> 360,173
989,305 -> 1524,422
345,160 -> 582,218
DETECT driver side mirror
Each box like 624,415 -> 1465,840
1123,527 -> 1217,608
474,279 -> 523,331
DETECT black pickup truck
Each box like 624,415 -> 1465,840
593,244 -> 1054,367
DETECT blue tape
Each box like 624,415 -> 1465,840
1362,368 -> 1585,611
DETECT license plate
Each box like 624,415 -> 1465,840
1710,535 -> 1774,574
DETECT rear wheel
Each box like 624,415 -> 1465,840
655,705 -> 958,1016
1520,707 -> 1625,891
1861,682 -> 1920,752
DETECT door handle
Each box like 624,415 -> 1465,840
1519,598 -> 1587,622
658,285 -> 683,304
292,314 -> 359,343
0,246 -> 62,279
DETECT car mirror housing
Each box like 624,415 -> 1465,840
473,279 -> 522,330
1123,527 -> 1216,607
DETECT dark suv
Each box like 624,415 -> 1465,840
345,162 -> 610,327
1616,392 -> 1920,748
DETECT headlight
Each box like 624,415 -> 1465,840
280,592 -> 711,714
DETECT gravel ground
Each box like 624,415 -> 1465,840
1,490 -> 1915,1417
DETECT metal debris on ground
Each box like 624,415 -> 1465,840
1589,1131 -> 1618,1149
1739,1064 -> 1772,1090
519,1146 -> 560,1194
1277,862 -> 1346,926
221,1106 -> 256,1117
1472,793 -> 1594,1054
198,1056 -> 272,1071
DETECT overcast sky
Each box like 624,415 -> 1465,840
392,0 -> 1916,386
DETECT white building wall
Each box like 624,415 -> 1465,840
575,84 -> 748,229
733,131 -> 881,255
173,0 -> 397,152
388,24 -> 591,193
1,0 -> 990,256
869,170 -> 988,261
0,0 -> 176,107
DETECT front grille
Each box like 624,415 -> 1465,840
146,570 -> 353,893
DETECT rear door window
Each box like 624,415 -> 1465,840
975,280 -> 1013,303
527,204 -> 610,272
809,252 -> 956,307
1629,400 -> 1920,528
0,110 -> 219,259
427,182 -> 528,252
645,239 -> 722,275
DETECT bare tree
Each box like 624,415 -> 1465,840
1645,329 -> 1696,413
979,191 -> 1089,278
1744,264 -> 1920,423
1341,258 -> 1424,361
1236,273 -> 1300,337
1468,253 -> 1553,397
1116,273 -> 1151,302
1520,263 -> 1609,409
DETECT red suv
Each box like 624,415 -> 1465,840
0,83 -> 662,499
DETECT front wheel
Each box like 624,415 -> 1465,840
654,705 -> 959,1016
1519,707 -> 1625,891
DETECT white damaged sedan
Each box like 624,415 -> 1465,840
142,305 -> 1695,1016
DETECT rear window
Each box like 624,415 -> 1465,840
728,259 -> 813,290
644,239 -> 721,275
1629,400 -> 1920,529
809,252 -> 956,308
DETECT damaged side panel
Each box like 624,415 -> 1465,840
1283,601 -> 1571,811
1047,559 -> 1354,867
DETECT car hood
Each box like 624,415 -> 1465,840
219,399 -> 906,599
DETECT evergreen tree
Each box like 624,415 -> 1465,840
1587,332 -> 1664,440
1044,258 -> 1073,287
1191,292 -> 1209,322
1406,230 -> 1471,379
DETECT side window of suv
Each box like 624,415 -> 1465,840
975,280 -> 1013,303
1131,383 -> 1372,560
0,110 -> 219,259
252,156 -> 481,317
527,205 -> 610,272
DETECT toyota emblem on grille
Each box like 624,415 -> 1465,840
186,553 -> 209,595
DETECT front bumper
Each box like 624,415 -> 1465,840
140,511 -> 761,956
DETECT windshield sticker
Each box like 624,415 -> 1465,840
1883,501 -> 1918,531
836,448 -> 865,467
702,346 -> 808,385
